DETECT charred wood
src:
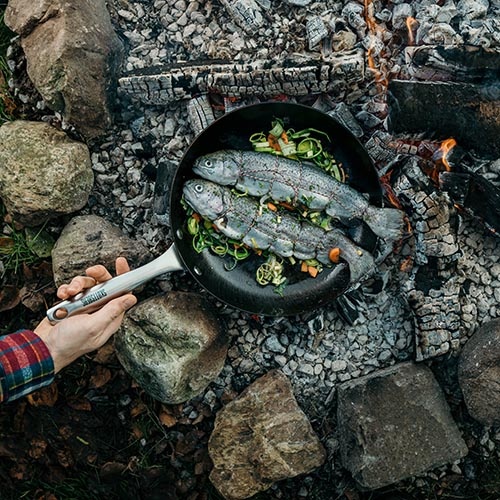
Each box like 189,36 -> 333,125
387,80 -> 500,158
405,45 -> 500,83
219,0 -> 264,33
392,158 -> 461,361
405,271 -> 461,361
439,167 -> 500,236
392,158 -> 460,266
118,52 -> 365,105
187,95 -> 216,136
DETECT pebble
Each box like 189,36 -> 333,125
331,360 -> 347,372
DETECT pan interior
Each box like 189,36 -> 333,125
169,102 -> 382,316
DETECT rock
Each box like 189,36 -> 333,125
51,215 -> 150,286
0,121 -> 93,226
458,319 -> 500,426
5,0 -> 124,140
208,370 -> 325,499
337,362 -> 468,489
115,292 -> 228,404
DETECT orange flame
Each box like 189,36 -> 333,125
363,0 -> 389,91
439,138 -> 457,171
406,17 -> 418,45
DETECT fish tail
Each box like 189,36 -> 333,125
363,205 -> 405,242
328,233 -> 375,284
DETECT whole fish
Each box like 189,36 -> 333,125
193,150 -> 405,242
183,179 -> 375,284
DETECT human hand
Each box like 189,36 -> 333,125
35,257 -> 137,373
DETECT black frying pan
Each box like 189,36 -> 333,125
47,102 -> 382,321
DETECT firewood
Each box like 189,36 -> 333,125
387,79 -> 500,158
118,52 -> 365,105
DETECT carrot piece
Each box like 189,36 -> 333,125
308,266 -> 319,278
301,261 -> 308,273
280,131 -> 289,144
328,247 -> 341,263
267,134 -> 281,152
279,201 -> 294,211
192,212 -> 201,222
267,202 -> 278,211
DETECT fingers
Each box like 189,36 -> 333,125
86,264 -> 113,282
57,276 -> 97,299
115,257 -> 130,276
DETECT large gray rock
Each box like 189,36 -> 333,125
5,0 -> 124,140
337,362 -> 468,490
51,215 -> 151,286
115,293 -> 228,404
458,319 -> 500,427
208,370 -> 326,499
0,120 -> 93,226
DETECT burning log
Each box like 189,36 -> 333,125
439,167 -> 500,236
118,52 -> 365,105
387,79 -> 500,158
392,158 -> 460,266
405,45 -> 500,83
392,158 -> 461,361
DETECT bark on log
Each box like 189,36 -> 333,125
405,45 -> 500,83
118,51 -> 365,105
387,80 -> 500,158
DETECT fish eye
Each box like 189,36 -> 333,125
194,184 -> 204,193
204,160 -> 212,168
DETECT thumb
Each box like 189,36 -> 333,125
91,294 -> 137,326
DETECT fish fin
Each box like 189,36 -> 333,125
364,205 -> 406,242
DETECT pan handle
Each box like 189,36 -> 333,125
46,245 -> 183,323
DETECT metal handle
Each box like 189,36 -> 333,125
46,245 -> 183,323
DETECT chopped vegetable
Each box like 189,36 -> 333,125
249,119 -> 345,182
329,247 -> 341,263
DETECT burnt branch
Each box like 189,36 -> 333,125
405,45 -> 500,83
118,52 -> 365,105
387,79 -> 500,158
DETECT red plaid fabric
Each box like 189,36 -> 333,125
0,330 -> 54,403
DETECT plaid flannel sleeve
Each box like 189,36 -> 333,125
0,330 -> 55,403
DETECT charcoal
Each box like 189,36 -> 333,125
328,102 -> 363,138
392,158 -> 460,266
306,16 -> 329,50
119,52 -> 365,105
392,158 -> 462,361
186,94 -> 216,136
388,79 -> 500,158
219,0 -> 264,33
439,168 -> 500,236
405,45 -> 500,83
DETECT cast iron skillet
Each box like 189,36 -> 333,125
47,102 -> 382,321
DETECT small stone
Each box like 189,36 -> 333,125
265,335 -> 286,354
331,360 -> 347,372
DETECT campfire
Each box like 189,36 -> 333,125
1,0 -> 500,498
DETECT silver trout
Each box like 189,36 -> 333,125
193,150 -> 405,242
183,179 -> 375,284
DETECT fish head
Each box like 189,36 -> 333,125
192,150 -> 239,185
183,179 -> 230,221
